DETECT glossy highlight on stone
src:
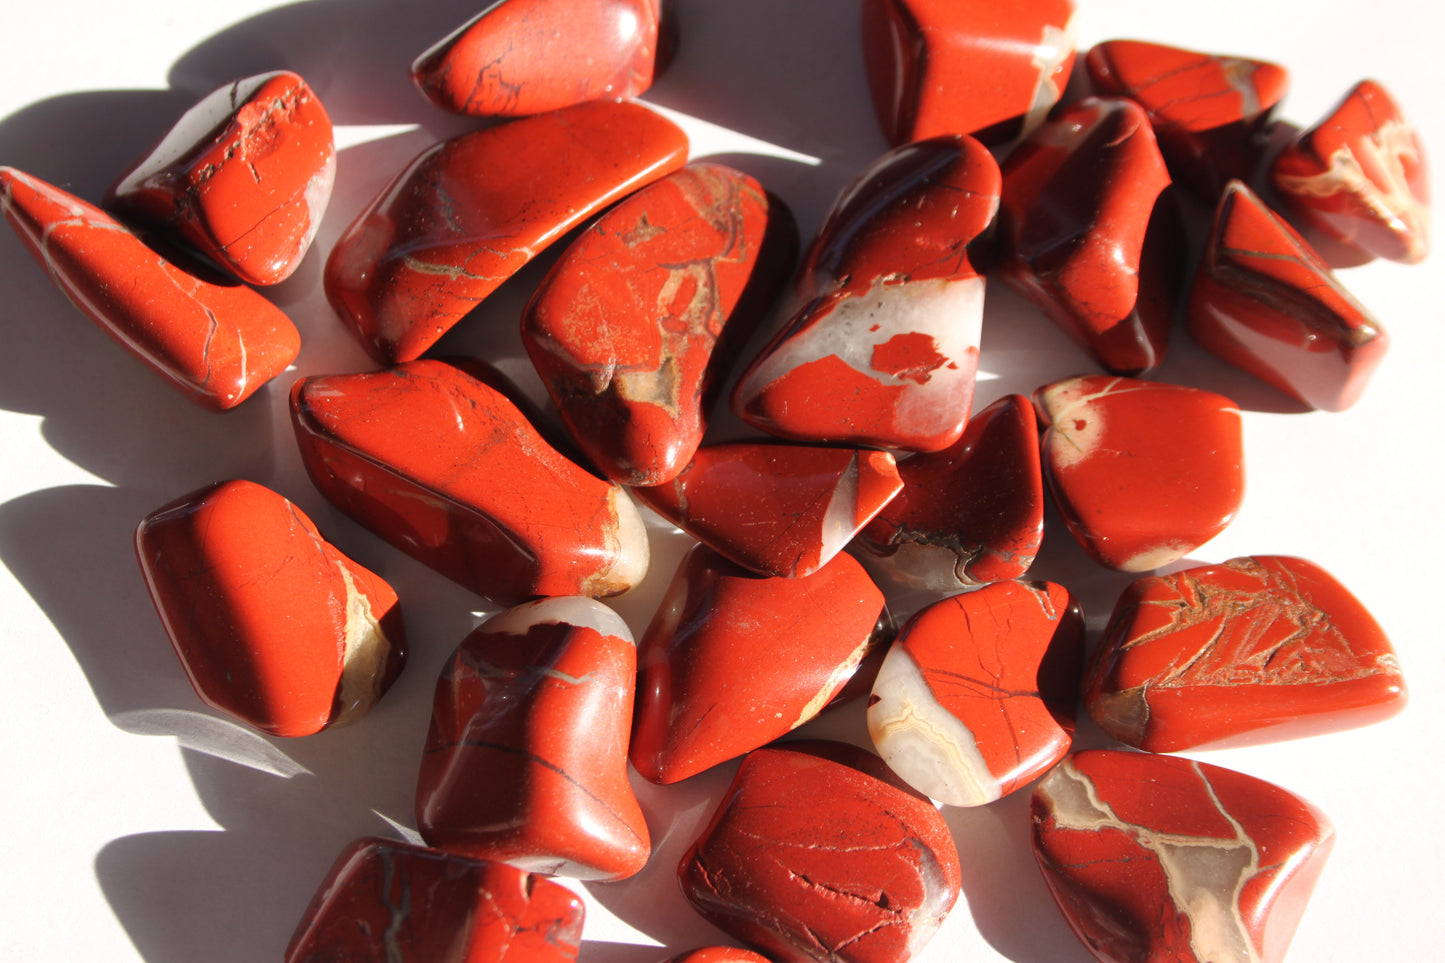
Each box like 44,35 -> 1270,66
326,100 -> 688,364
0,166 -> 300,411
135,480 -> 405,737
290,359 -> 649,604
1032,750 -> 1334,963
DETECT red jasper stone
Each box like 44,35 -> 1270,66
1084,555 -> 1406,753
1034,375 -> 1244,573
135,480 -> 406,738
1032,750 -> 1335,963
0,167 -> 299,411
1189,180 -> 1388,412
412,0 -> 662,117
731,135 -> 998,452
1271,79 -> 1430,264
107,70 -> 334,286
326,101 -> 688,364
523,163 -> 796,486
862,0 -> 1077,146
630,545 -> 886,784
1086,40 -> 1288,197
998,97 -> 1184,375
417,598 -> 649,880
868,580 -> 1083,806
633,442 -> 902,578
286,837 -> 584,963
663,950 -> 773,963
290,359 -> 649,604
856,393 -> 1043,591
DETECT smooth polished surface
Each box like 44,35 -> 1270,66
663,950 -> 774,963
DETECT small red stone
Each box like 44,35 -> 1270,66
1084,555 -> 1406,752
0,167 -> 300,411
326,101 -> 688,364
286,837 -> 585,963
107,70 -> 335,286
1032,750 -> 1335,963
662,950 -> 773,963
1189,180 -> 1388,412
135,480 -> 406,738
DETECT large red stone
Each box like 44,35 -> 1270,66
290,359 -> 649,604
0,167 -> 299,411
135,480 -> 405,737
286,837 -> 584,963
416,597 -> 649,881
998,97 -> 1183,375
679,741 -> 961,963
523,163 -> 796,486
1084,555 -> 1406,753
1032,750 -> 1334,963
630,545 -> 886,784
107,70 -> 334,286
326,101 -> 688,364
1189,180 -> 1388,412
862,0 -> 1077,145
731,135 -> 998,452
1034,375 -> 1244,572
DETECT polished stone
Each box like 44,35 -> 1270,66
663,950 -> 773,963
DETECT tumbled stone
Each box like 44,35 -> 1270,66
663,950 -> 773,963
135,480 -> 405,737
326,101 -> 688,364
0,167 -> 300,411
523,163 -> 796,486
1032,750 -> 1334,963
290,359 -> 649,604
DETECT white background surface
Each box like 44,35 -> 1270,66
1,1 -> 1440,961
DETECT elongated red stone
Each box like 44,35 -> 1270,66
856,393 -> 1043,591
633,442 -> 902,578
290,359 -> 649,604
663,950 -> 773,963
417,598 -> 649,880
680,741 -> 961,963
1084,555 -> 1406,753
1032,750 -> 1334,963
0,167 -> 299,411
998,97 -> 1183,375
1271,79 -> 1430,264
1035,375 -> 1244,572
135,480 -> 405,738
413,0 -> 662,117
732,136 -> 998,452
1189,180 -> 1388,412
326,101 -> 688,364
631,545 -> 885,784
869,581 -> 1082,806
523,163 -> 796,486
286,837 -> 584,963
107,70 -> 334,286
862,0 -> 1077,145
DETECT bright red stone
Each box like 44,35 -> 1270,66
286,837 -> 585,963
523,163 -> 796,486
998,97 -> 1184,375
633,442 -> 902,578
107,70 -> 334,286
290,359 -> 649,604
856,393 -> 1043,591
1034,375 -> 1244,572
326,101 -> 688,364
679,741 -> 961,963
663,950 -> 773,963
731,136 -> 998,452
862,0 -> 1077,145
1032,750 -> 1335,963
630,545 -> 885,784
0,167 -> 300,411
1189,180 -> 1388,412
135,480 -> 406,738
1271,79 -> 1430,264
1084,555 -> 1406,752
